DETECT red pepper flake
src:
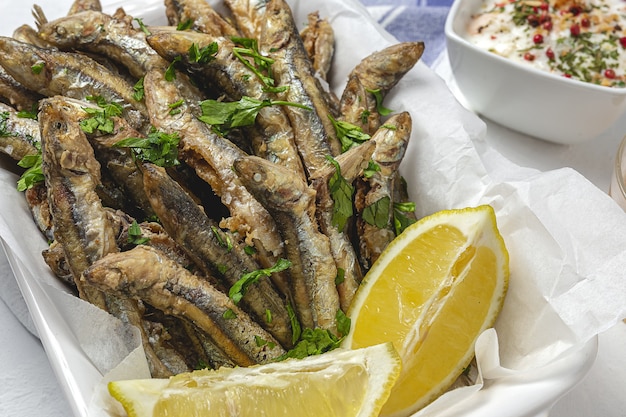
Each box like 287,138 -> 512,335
543,20 -> 553,30
605,69 -> 616,79
620,37 -> 626,48
564,73 -> 572,78
570,24 -> 580,37
533,34 -> 544,44
546,47 -> 555,60
581,18 -> 590,28
524,52 -> 536,61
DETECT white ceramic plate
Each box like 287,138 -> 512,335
0,1 -> 600,416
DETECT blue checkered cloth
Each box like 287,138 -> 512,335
360,0 -> 454,66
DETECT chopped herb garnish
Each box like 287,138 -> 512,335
328,115 -> 371,153
79,96 -> 123,134
244,245 -> 257,256
223,309 -> 237,319
168,99 -> 184,115
176,19 -> 194,31
17,104 -> 38,120
16,145 -> 43,192
393,201 -> 417,235
113,127 -> 180,167
231,37 -> 286,93
30,62 -> 44,74
276,327 -> 342,361
165,56 -> 182,81
133,18 -> 151,35
335,267 -> 345,285
336,309 -> 351,338
211,225 -> 233,252
229,258 -> 292,305
362,160 -> 380,179
188,42 -> 218,64
255,335 -> 276,349
198,96 -> 311,135
362,196 -> 390,229
0,111 -> 16,137
286,303 -> 302,345
366,88 -> 393,116
265,309 -> 273,323
128,220 -> 150,245
326,156 -> 354,231
133,77 -> 145,101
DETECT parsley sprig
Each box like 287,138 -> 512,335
113,127 -> 180,167
16,144 -> 43,192
198,96 -> 311,135
326,155 -> 354,231
79,96 -> 123,134
328,115 -> 371,152
231,37 -> 286,93
228,258 -> 292,305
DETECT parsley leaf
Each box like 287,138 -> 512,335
133,18 -> 151,35
362,196 -> 390,228
79,96 -> 123,134
231,37 -> 286,93
113,127 -> 180,167
176,19 -> 194,31
276,327 -> 342,361
165,56 -> 182,81
133,77 -> 145,101
198,96 -> 310,134
328,115 -> 371,153
393,201 -> 417,235
30,61 -> 44,74
326,156 -> 354,231
127,220 -> 150,245
366,88 -> 393,116
362,160 -> 380,179
229,258 -> 292,305
16,146 -> 43,192
188,42 -> 218,64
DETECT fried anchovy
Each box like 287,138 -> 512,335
347,41 -> 424,133
12,24 -> 51,48
234,155 -> 341,335
261,0 -> 341,177
355,112 -> 412,268
142,67 -> 284,259
300,12 -> 334,81
164,0 -> 239,37
146,30 -> 306,180
309,141 -> 377,311
37,10 -> 168,79
67,0 -> 102,14
223,0 -> 267,39
338,74 -> 370,133
25,183 -> 54,242
0,66 -> 42,112
141,162 -> 294,348
83,245 -> 286,366
0,102 -> 40,161
39,95 -> 175,378
0,37 -> 148,131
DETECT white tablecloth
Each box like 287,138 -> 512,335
1,0 -> 626,416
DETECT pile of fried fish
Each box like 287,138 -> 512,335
0,0 -> 424,377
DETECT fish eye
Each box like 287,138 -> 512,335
55,26 -> 67,37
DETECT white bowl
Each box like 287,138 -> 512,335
444,0 -> 626,144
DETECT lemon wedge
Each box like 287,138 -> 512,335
343,205 -> 509,416
108,342 -> 401,417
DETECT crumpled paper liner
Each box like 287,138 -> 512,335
0,0 -> 625,416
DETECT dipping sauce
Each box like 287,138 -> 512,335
467,0 -> 626,87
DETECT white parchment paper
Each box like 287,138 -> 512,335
0,0 -> 625,416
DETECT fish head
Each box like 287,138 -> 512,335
0,37 -> 50,92
38,11 -> 104,47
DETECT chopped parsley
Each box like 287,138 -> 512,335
79,96 -> 123,134
16,144 -> 43,192
113,127 -> 180,167
228,258 -> 292,305
393,201 -> 417,235
188,42 -> 218,64
176,19 -> 194,31
366,88 -> 393,116
326,156 -> 354,231
198,96 -> 311,135
362,196 -> 390,229
164,56 -> 182,81
328,115 -> 371,153
132,77 -> 145,101
231,37 -> 286,93
211,225 -> 233,252
168,99 -> 184,115
133,18 -> 151,35
30,61 -> 44,74
127,220 -> 150,245
223,309 -> 237,319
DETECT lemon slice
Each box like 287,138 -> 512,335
343,205 -> 509,416
108,342 -> 401,417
